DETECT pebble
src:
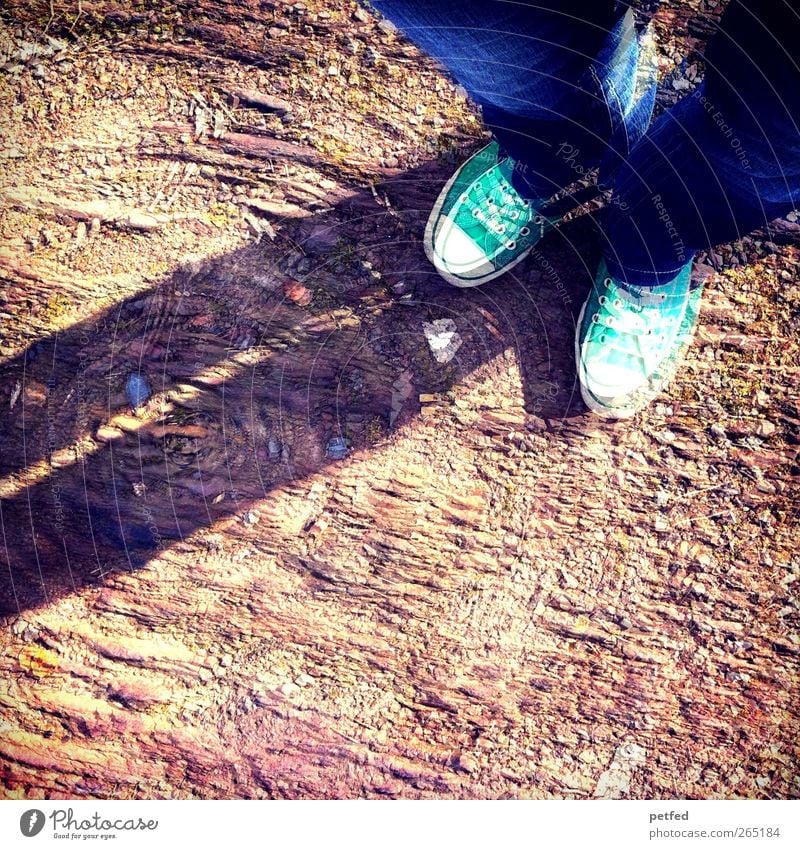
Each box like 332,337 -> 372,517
455,752 -> 478,774
283,278 -> 313,306
423,318 -> 463,364
95,425 -> 125,443
267,437 -> 282,459
229,89 -> 291,115
242,510 -> 260,526
302,223 -> 339,255
326,436 -> 349,460
125,373 -> 151,408
756,421 -> 776,438
709,422 -> 726,440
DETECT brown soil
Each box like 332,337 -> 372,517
0,0 -> 798,799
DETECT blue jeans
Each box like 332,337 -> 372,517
372,1 -> 800,286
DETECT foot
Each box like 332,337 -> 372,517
576,260 -> 703,418
424,141 -> 555,287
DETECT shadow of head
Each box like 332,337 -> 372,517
0,157 -> 600,615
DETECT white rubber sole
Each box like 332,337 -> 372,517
575,301 -> 639,419
575,292 -> 701,419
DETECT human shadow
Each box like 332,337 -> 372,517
0,155 -> 605,616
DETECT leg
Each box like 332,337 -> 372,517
603,0 -> 800,285
370,1 -> 658,288
371,0 -> 633,199
577,0 -> 800,417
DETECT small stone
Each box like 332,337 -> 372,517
326,436 -> 348,460
455,752 -> 478,774
229,89 -> 291,115
10,618 -> 28,637
242,510 -> 260,526
377,20 -> 397,35
709,422 -> 726,440
95,425 -> 124,443
109,414 -> 144,433
302,223 -> 339,255
423,318 -> 462,364
267,437 -> 281,459
125,373 -> 151,408
243,212 -> 264,237
756,420 -> 776,438
354,7 -> 370,22
120,210 -> 167,231
283,278 -> 313,306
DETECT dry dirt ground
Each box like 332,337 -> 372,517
0,0 -> 798,799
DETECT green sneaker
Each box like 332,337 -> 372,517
424,141 -> 554,287
576,259 -> 703,418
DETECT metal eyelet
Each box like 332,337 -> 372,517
472,208 -> 480,218
520,226 -> 530,236
533,215 -> 545,225
613,298 -> 622,308
509,210 -> 520,220
591,313 -> 599,323
599,295 -> 607,305
599,334 -> 607,343
506,240 -> 517,250
603,277 -> 612,288
496,224 -> 506,234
